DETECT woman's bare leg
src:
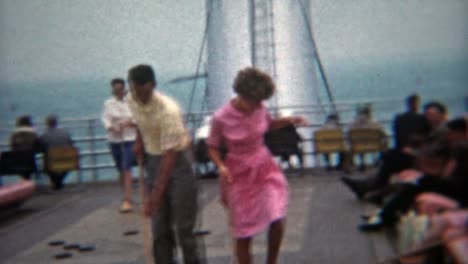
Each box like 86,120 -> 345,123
267,219 -> 285,264
123,170 -> 133,202
236,237 -> 252,264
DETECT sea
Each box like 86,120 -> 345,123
1,57 -> 466,128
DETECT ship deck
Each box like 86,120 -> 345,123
0,169 -> 396,264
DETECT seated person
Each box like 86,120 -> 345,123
342,107 -> 454,199
399,209 -> 468,264
317,113 -> 347,171
441,216 -> 468,264
347,105 -> 385,171
264,109 -> 303,169
359,136 -> 468,232
40,115 -> 74,190
194,116 -> 227,177
10,115 -> 40,152
8,115 -> 41,179
264,123 -> 303,169
415,192 -> 459,216
424,101 -> 449,141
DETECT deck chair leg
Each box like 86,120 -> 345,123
314,154 -> 321,168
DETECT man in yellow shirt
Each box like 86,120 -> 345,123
127,64 -> 201,264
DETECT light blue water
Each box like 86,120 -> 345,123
1,57 -> 466,127
0,74 -> 208,183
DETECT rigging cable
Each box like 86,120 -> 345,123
297,0 -> 337,116
187,0 -> 211,115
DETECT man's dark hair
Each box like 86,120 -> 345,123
406,93 -> 419,107
128,64 -> 157,87
16,115 -> 33,127
416,141 -> 451,162
327,113 -> 339,122
424,101 -> 447,115
46,115 -> 58,128
110,78 -> 125,87
357,105 -> 371,117
447,118 -> 467,134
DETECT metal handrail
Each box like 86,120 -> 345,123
0,102 -> 398,184
1,126 -> 394,184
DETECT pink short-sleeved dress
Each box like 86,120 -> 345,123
207,102 -> 289,238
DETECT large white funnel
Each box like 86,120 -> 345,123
206,0 -> 252,111
273,0 -> 322,121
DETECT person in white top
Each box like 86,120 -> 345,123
102,78 -> 137,213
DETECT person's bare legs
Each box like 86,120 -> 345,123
443,227 -> 468,264
236,237 -> 252,264
118,172 -> 124,188
123,170 -> 133,202
119,170 -> 133,212
267,219 -> 285,264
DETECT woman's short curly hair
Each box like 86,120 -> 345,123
233,67 -> 275,102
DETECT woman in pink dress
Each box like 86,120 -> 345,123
207,67 -> 305,264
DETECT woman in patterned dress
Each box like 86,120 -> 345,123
207,67 -> 306,264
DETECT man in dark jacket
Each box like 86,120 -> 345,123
393,94 -> 430,150
341,99 -> 447,199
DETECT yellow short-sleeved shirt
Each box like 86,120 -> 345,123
126,91 -> 191,155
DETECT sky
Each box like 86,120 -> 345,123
0,0 -> 467,83
0,0 -> 206,83
310,0 -> 468,65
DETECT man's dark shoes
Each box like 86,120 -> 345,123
358,221 -> 384,232
340,177 -> 366,200
358,164 -> 367,172
358,215 -> 384,232
363,191 -> 383,205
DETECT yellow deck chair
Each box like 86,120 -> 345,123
313,128 -> 350,169
348,128 -> 388,154
46,146 -> 80,173
313,128 -> 347,154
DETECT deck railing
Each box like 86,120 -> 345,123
0,101 -> 399,184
